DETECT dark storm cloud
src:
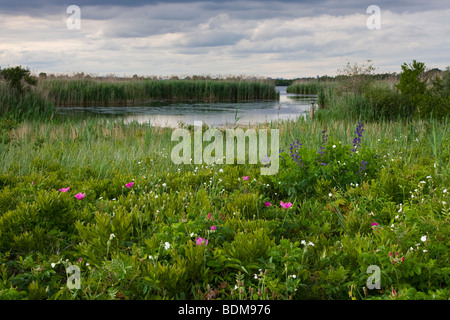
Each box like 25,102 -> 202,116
1,0 -> 449,16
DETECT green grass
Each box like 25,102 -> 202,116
0,115 -> 448,300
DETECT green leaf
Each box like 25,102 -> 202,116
414,265 -> 421,275
240,266 -> 249,275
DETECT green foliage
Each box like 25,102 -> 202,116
363,85 -> 412,120
298,60 -> 448,121
0,116 -> 448,300
418,68 -> 450,119
0,65 -> 37,95
0,66 -> 55,119
396,60 -> 427,108
271,123 -> 382,198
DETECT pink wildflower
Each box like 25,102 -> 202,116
74,193 -> 85,200
210,226 -> 216,231
196,237 -> 208,246
242,176 -> 249,181
280,201 -> 293,209
371,222 -> 378,227
125,182 -> 134,188
59,187 -> 70,192
264,202 -> 272,207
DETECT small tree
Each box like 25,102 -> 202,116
395,60 -> 427,108
0,65 -> 37,96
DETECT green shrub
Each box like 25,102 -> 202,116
364,85 -> 412,120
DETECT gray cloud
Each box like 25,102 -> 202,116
0,1 -> 449,77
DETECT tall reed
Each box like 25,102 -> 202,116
40,79 -> 279,106
0,82 -> 55,120
286,82 -> 337,95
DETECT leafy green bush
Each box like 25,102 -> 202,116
396,60 -> 427,109
418,68 -> 450,119
364,85 -> 412,120
270,122 -> 382,198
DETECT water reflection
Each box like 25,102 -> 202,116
56,86 -> 317,128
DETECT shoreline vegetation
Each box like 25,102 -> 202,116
0,60 -> 449,300
0,71 -> 280,115
41,78 -> 280,107
1,60 -> 448,121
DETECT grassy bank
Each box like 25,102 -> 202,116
0,116 -> 448,300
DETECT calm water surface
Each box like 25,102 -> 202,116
56,86 -> 316,128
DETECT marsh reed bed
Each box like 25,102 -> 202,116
40,78 -> 279,106
286,81 -> 336,95
0,82 -> 55,119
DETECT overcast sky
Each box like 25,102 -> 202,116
0,0 -> 449,78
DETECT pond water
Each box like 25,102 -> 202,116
56,86 -> 316,128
